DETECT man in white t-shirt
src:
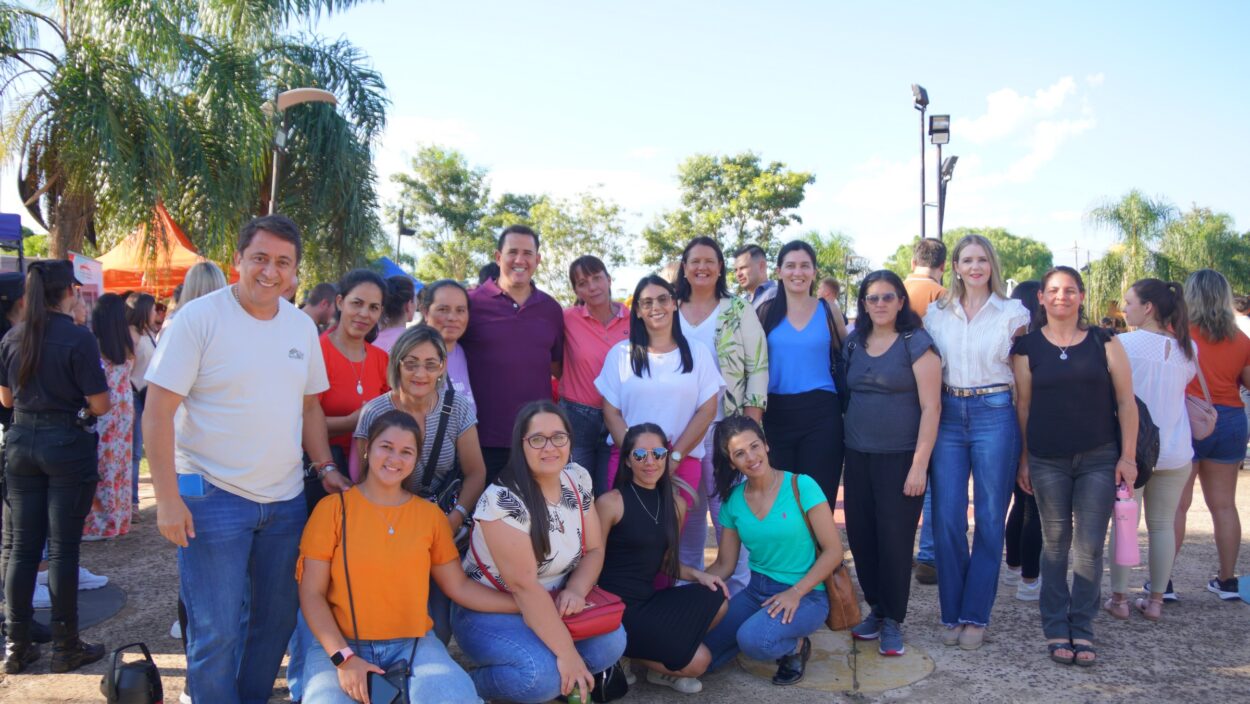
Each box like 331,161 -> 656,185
143,215 -> 347,703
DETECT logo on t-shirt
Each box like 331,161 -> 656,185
288,348 -> 304,360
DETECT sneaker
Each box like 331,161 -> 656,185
619,657 -> 637,686
180,693 -> 193,704
1207,577 -> 1240,601
851,613 -> 882,641
1016,578 -> 1042,601
646,670 -> 702,694
879,618 -> 905,656
78,567 -> 109,591
170,620 -> 182,639
1002,565 -> 1022,586
32,584 -> 51,609
1145,580 -> 1179,603
914,562 -> 938,585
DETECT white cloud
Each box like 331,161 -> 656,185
953,76 -> 1078,145
1085,73 -> 1105,87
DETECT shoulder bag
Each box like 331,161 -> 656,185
820,300 -> 851,414
339,492 -> 417,704
469,470 -> 625,641
414,387 -> 462,513
1093,329 -> 1159,488
1187,363 -> 1217,441
790,474 -> 860,631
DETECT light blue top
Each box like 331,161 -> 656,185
766,313 -> 836,395
720,472 -> 828,590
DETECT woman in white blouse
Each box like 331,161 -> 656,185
923,234 -> 1030,650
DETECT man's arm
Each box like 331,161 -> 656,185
143,383 -> 194,547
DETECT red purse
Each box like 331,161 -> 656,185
471,470 -> 624,640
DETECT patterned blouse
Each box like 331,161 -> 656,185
710,296 -> 770,415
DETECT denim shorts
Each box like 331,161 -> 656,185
1192,403 -> 1249,464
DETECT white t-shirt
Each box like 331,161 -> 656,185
145,287 -> 329,503
594,340 -> 725,458
680,301 -> 727,424
1118,330 -> 1199,470
1236,315 -> 1250,339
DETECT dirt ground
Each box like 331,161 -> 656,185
2,470 -> 1248,704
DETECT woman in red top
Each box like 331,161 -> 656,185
1176,269 -> 1250,601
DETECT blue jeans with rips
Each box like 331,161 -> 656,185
302,635 -> 481,704
451,606 -> 626,704
704,571 -> 830,671
930,390 -> 1019,627
178,481 -> 306,704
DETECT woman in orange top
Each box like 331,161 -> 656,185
298,410 -> 515,703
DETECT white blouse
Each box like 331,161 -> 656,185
925,294 -> 1030,388
1118,330 -> 1199,470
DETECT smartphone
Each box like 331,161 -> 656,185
367,672 -> 402,704
177,473 -> 207,497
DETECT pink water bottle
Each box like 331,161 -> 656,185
1113,483 -> 1139,567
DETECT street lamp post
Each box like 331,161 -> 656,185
912,84 -> 929,239
938,155 -> 959,238
266,87 -> 338,215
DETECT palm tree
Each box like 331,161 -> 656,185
0,0 -> 387,282
1085,189 -> 1175,296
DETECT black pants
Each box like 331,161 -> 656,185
3,418 -> 98,628
843,449 -> 924,623
481,446 -> 510,487
1005,484 -> 1042,580
763,390 -> 844,505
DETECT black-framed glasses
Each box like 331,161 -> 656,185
630,447 -> 669,463
864,293 -> 900,305
525,432 -> 571,449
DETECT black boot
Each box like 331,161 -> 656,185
4,619 -> 54,644
49,620 -> 104,673
4,621 -> 42,674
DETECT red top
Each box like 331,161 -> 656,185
319,334 -> 390,450
1187,326 -> 1250,407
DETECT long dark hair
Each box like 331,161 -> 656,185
761,240 -> 819,334
1131,278 -> 1194,360
126,293 -> 157,335
360,410 -> 422,483
17,260 -> 77,389
498,400 -> 575,559
92,294 -> 134,366
628,275 -> 693,378
334,268 -> 386,343
674,236 -> 730,302
613,423 -> 680,577
1035,266 -> 1088,330
382,275 -> 416,326
853,270 -> 922,342
712,415 -> 768,502
1010,281 -> 1042,333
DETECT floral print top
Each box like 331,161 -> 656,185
711,295 -> 770,415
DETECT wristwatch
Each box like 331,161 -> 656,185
670,450 -> 684,463
330,646 -> 354,668
317,462 -> 340,480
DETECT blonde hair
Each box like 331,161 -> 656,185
181,261 -> 227,305
938,234 -> 1008,308
1185,269 -> 1237,343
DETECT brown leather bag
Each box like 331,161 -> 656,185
791,475 -> 860,631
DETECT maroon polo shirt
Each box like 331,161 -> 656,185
460,278 -> 565,447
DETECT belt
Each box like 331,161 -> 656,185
942,384 -> 1012,398
12,410 -> 80,428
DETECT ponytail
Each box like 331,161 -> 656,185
1131,278 -> 1194,360
17,268 -> 47,389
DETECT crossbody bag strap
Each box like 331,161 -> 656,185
420,388 -> 455,490
338,492 -> 362,650
790,473 -> 846,576
1195,360 -> 1214,404
469,537 -> 510,593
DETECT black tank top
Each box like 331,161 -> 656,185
1014,328 -> 1118,457
598,483 -> 671,605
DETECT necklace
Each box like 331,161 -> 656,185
359,489 -> 402,535
1053,329 -> 1079,360
629,483 -> 660,524
334,332 -> 366,395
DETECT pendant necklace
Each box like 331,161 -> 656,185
630,483 -> 660,524
1055,330 -> 1078,360
339,336 -> 366,395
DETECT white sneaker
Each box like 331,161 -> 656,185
647,670 -> 702,694
1002,566 -> 1022,586
179,693 -> 193,704
1016,578 -> 1041,601
170,620 -> 182,639
619,657 -> 637,685
32,583 -> 51,609
78,566 -> 109,590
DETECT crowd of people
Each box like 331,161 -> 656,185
0,215 -> 1245,704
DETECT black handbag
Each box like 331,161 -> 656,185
820,299 -> 851,413
340,493 -> 418,704
411,388 -> 462,513
100,642 -> 163,704
1092,328 -> 1159,488
589,660 -> 629,702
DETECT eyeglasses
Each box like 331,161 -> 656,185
525,432 -> 571,449
401,359 -> 443,374
864,293 -> 900,305
637,294 -> 673,310
630,447 -> 669,463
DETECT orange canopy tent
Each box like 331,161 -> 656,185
98,204 -> 236,298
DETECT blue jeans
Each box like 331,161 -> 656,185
916,486 -> 935,564
287,611 -> 312,701
451,606 -> 626,703
560,400 -> 612,496
930,391 -> 1019,627
179,482 -> 306,704
704,571 -> 829,671
302,635 -> 480,704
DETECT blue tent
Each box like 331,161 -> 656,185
374,257 -> 423,291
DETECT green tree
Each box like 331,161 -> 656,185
527,190 -> 629,304
1155,206 -> 1250,293
1,0 -> 387,283
884,228 -> 1053,284
802,230 -> 868,304
641,152 -> 813,265
1086,190 -> 1176,295
390,146 -> 495,282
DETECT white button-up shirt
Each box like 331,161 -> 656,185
925,294 -> 1030,388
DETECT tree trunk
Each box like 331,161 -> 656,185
49,191 -> 95,259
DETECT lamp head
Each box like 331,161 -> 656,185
929,114 -> 950,145
911,84 -> 929,109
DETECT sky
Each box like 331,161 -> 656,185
3,0 -> 1248,275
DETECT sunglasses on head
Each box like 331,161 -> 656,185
630,447 -> 669,463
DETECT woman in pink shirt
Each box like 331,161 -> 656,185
560,256 -> 631,495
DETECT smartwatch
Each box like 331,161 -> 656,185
330,646 -> 354,668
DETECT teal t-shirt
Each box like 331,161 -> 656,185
720,472 -> 828,590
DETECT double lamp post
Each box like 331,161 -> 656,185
911,84 -> 958,240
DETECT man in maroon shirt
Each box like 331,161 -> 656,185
460,225 -> 565,482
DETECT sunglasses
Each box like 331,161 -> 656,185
864,293 -> 900,305
630,447 -> 669,463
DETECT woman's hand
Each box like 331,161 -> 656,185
337,655 -> 385,704
1116,458 -> 1137,491
903,465 -> 927,496
691,570 -> 730,598
557,653 -> 595,699
762,586 -> 804,624
1017,457 -> 1032,495
554,589 -> 587,616
446,509 -> 464,535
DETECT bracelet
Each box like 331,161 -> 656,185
452,504 -> 470,521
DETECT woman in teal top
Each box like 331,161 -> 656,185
701,415 -> 843,686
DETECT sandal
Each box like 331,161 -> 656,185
1048,641 -> 1075,665
1102,593 -> 1130,620
1071,642 -> 1097,667
1135,595 -> 1164,622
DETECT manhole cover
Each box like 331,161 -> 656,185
738,629 -> 934,693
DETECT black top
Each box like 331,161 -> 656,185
0,313 -> 109,414
598,483 -> 671,605
844,329 -> 938,453
1012,327 -> 1117,457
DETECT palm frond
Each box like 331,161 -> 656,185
262,34 -> 387,140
